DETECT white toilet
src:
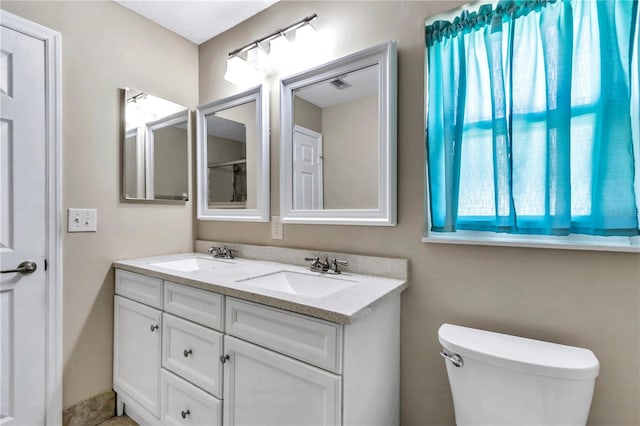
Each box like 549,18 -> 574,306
438,323 -> 600,426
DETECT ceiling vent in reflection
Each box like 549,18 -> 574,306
330,77 -> 352,90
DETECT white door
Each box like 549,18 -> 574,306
292,125 -> 323,209
222,336 -> 342,426
0,24 -> 47,426
113,296 -> 162,418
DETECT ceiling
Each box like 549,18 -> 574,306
295,65 -> 379,108
114,0 -> 278,45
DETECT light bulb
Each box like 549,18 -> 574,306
224,55 -> 260,86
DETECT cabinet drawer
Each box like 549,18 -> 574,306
116,269 -> 163,309
225,298 -> 343,373
161,369 -> 221,426
162,314 -> 223,397
164,282 -> 223,330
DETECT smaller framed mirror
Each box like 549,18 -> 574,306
196,85 -> 269,221
123,88 -> 189,202
280,41 -> 397,225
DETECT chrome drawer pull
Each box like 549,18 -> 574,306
150,324 -> 159,332
183,349 -> 192,358
181,409 -> 190,419
440,350 -> 463,367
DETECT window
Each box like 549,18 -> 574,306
424,0 -> 640,251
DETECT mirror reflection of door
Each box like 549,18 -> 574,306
293,125 -> 323,209
206,100 -> 256,209
292,64 -> 380,210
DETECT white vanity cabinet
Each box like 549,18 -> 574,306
113,268 -> 401,426
113,270 -> 164,420
223,335 -> 341,426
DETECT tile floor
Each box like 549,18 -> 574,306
96,415 -> 137,426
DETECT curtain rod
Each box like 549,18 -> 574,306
228,13 -> 318,58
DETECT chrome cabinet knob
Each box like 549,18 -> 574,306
220,354 -> 230,364
181,409 -> 190,419
183,349 -> 192,358
150,324 -> 159,332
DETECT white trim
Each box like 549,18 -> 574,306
0,10 -> 63,425
280,41 -> 398,226
422,231 -> 640,253
196,85 -> 270,222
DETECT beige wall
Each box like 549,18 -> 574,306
1,0 -> 198,408
198,2 -> 640,425
294,96 -> 322,133
322,95 -> 378,209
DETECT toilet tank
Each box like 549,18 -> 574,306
438,324 -> 600,426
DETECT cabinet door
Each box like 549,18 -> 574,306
114,295 -> 162,417
223,336 -> 341,426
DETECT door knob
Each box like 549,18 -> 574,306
1,261 -> 37,275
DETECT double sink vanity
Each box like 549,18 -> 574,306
117,36 -> 403,425
112,241 -> 408,425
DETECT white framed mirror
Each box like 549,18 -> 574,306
280,41 -> 397,226
196,85 -> 269,221
123,88 -> 189,202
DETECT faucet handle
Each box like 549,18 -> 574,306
208,246 -> 221,255
328,258 -> 348,274
304,257 -> 320,262
222,247 -> 237,259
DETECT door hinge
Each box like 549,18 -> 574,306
44,259 -> 48,271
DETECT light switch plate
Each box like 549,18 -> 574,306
68,208 -> 97,232
271,216 -> 283,240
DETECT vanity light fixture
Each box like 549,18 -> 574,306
224,14 -> 318,85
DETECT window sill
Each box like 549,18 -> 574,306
422,231 -> 640,253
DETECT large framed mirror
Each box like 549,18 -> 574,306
280,41 -> 397,225
196,85 -> 269,221
123,88 -> 189,202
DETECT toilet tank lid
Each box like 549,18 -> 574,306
438,324 -> 599,380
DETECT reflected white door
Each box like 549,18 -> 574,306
0,25 -> 47,425
292,125 -> 323,209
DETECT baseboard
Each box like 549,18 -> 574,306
62,390 -> 115,426
115,390 -> 159,425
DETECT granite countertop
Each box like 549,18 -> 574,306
113,252 -> 408,324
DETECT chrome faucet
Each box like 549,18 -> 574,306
304,256 -> 348,274
208,245 -> 236,259
305,256 -> 330,273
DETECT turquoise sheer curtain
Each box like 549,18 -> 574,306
426,0 -> 640,237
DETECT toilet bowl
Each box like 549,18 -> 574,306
438,324 -> 599,426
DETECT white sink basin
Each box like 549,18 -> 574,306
149,256 -> 235,272
237,270 -> 356,298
